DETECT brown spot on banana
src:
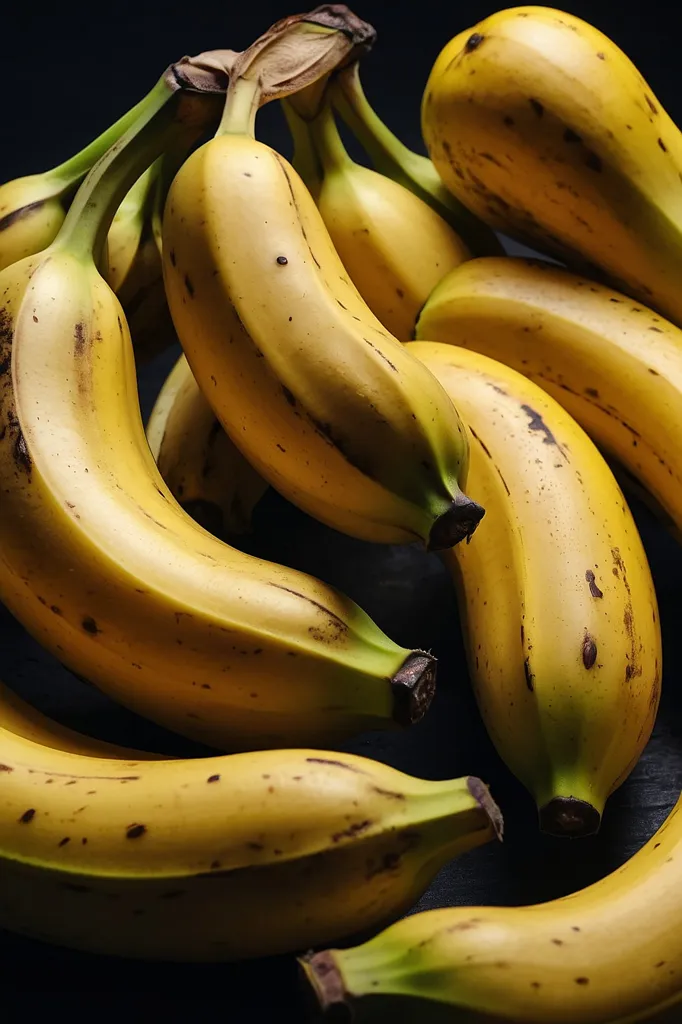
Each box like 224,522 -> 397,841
0,200 -> 46,233
585,570 -> 603,599
582,633 -> 598,669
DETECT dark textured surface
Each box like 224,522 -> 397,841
3,0 -> 682,1018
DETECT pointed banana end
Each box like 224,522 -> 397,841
427,494 -> 485,552
467,777 -> 504,842
298,951 -> 350,1020
539,797 -> 601,838
390,652 -> 437,727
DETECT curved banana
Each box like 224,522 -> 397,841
147,354 -> 268,538
163,29 -> 484,550
416,256 -> 682,538
105,164 -> 159,294
409,343 -> 660,835
0,716 -> 501,962
301,98 -> 470,342
302,795 -> 682,1023
422,6 -> 682,324
0,68 -> 437,752
0,679 -> 160,759
330,62 -> 503,257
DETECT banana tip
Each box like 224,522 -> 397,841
539,796 -> 601,838
391,651 -> 437,726
298,950 -> 350,1020
427,494 -> 485,552
467,777 -> 504,841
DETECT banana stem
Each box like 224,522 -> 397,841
53,76 -> 218,265
44,90 -> 157,193
307,100 -> 353,174
281,100 -> 323,195
331,62 -> 412,177
216,76 -> 262,137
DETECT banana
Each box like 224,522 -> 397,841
0,60 -> 438,752
408,343 -> 660,836
105,164 -> 159,294
163,18 -> 484,549
0,713 -> 501,961
0,679 -> 160,759
422,6 -> 682,325
147,354 -> 268,538
330,61 -> 503,257
299,98 -> 470,342
301,794 -> 682,1024
415,256 -> 682,539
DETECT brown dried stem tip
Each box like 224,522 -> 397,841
228,4 -> 376,106
428,493 -> 485,552
299,950 -> 351,1021
390,651 -> 437,727
539,796 -> 601,838
167,50 -> 241,95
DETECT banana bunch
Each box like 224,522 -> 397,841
302,788 -> 682,1022
1,0 -> 680,1005
0,675 -> 500,961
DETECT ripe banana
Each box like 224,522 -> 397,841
163,24 -> 484,549
0,679 -> 160,759
416,256 -> 682,539
0,713 -> 501,961
147,353 -> 268,538
330,61 -> 503,257
422,6 -> 682,325
0,66 -> 437,752
300,98 -> 470,342
409,343 -> 660,836
302,794 -> 682,1024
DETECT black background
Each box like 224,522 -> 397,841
3,1 -> 682,1020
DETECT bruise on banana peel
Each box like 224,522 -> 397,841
408,341 -> 661,838
422,7 -> 682,324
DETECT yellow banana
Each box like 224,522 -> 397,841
330,61 -> 503,257
0,64 -> 437,752
299,97 -> 470,342
0,679 -> 160,759
409,343 -> 660,835
147,354 -> 268,538
422,6 -> 682,324
0,709 -> 501,962
163,19 -> 484,549
416,256 -> 682,539
302,794 -> 682,1023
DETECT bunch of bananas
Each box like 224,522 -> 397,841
1,2 -> 681,1019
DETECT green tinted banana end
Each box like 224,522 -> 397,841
427,495 -> 485,552
539,796 -> 601,838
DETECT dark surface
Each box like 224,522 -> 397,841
3,0 -> 682,1019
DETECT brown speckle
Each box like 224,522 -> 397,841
184,274 -> 195,298
82,616 -> 100,635
465,32 -> 484,52
575,978 -> 590,985
332,820 -> 373,843
276,256 -> 288,265
596,51 -> 605,59
58,837 -> 71,847
126,824 -> 147,839
563,127 -> 581,143
585,570 -> 603,599
645,95 -> 658,115
207,774 -> 221,783
585,151 -> 602,172
524,658 -> 534,692
19,809 -> 36,824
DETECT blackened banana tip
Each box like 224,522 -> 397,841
539,796 -> 601,838
427,495 -> 486,552
391,651 -> 437,726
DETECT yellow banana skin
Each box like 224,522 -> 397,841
307,102 -> 470,342
408,343 -> 660,835
163,133 -> 483,549
0,717 -> 500,961
421,6 -> 682,324
302,797 -> 682,1023
416,257 -> 682,539
147,354 -> 268,538
0,249 -> 437,751
0,679 -> 160,759
0,176 -> 67,273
